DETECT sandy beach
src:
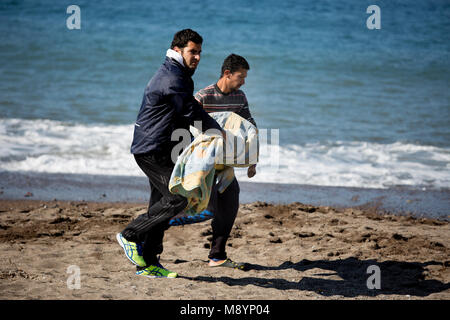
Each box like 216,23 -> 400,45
0,199 -> 448,300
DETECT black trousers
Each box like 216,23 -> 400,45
121,153 -> 239,265
207,176 -> 239,260
121,153 -> 187,265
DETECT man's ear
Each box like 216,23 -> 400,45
173,46 -> 182,54
223,69 -> 232,78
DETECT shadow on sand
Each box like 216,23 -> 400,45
180,257 -> 449,298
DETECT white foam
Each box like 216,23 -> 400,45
1,118 -> 449,189
0,118 -> 142,177
235,141 -> 450,188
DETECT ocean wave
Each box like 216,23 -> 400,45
1,118 -> 449,189
235,141 -> 450,189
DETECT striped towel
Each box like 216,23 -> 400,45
169,112 -> 258,215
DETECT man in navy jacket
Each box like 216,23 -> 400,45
117,29 -> 224,278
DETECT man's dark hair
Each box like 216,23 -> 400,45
171,29 -> 203,49
221,54 -> 250,77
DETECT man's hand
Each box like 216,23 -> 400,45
247,164 -> 256,178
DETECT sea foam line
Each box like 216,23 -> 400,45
1,118 -> 449,189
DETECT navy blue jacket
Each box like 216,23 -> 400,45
131,57 -> 222,155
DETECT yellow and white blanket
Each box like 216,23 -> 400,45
169,112 -> 258,215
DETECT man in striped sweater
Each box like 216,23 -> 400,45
194,54 -> 257,269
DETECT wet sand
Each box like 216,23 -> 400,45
0,199 -> 448,300
1,170 -> 449,220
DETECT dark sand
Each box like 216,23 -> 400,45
0,199 -> 448,300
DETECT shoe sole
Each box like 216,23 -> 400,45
136,273 -> 177,279
136,269 -> 177,279
208,259 -> 246,270
116,233 -> 146,267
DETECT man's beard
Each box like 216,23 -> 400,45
186,66 -> 196,76
181,58 -> 196,76
184,62 -> 197,76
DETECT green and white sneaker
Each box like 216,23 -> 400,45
116,233 -> 146,267
136,263 -> 178,278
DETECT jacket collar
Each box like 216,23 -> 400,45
165,49 -> 195,77
166,49 -> 185,67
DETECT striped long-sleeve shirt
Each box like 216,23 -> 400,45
194,83 -> 257,127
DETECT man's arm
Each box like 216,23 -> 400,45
238,94 -> 258,177
238,95 -> 257,127
194,90 -> 203,106
190,96 -> 223,132
168,83 -> 224,135
194,89 -> 228,141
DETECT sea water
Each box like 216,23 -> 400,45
1,0 -> 449,191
